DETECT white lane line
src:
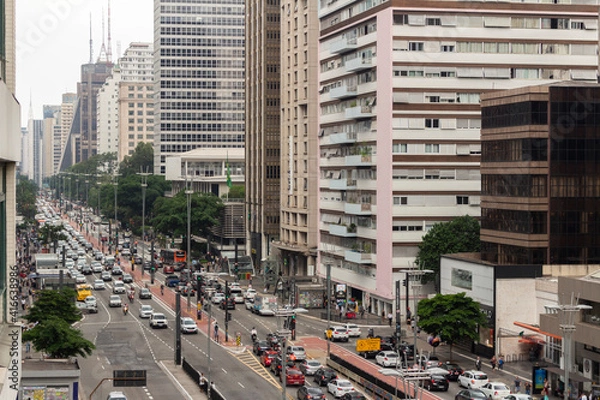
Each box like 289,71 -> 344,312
222,368 -> 228,374
238,382 -> 245,388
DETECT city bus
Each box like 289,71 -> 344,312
160,249 -> 186,273
76,284 -> 92,301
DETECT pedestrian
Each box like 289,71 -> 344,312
498,356 -> 504,370
525,382 -> 531,395
543,378 -> 550,395
21,297 -> 26,310
406,307 -> 412,324
581,392 -> 589,400
214,322 -> 219,341
514,376 -> 521,393
359,305 -> 365,318
411,318 -> 416,332
388,312 -> 393,327
160,284 -> 164,296
199,373 -> 207,392
490,355 -> 497,370
542,389 -> 549,400
475,357 -> 482,371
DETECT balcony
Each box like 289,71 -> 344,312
329,178 -> 357,190
344,202 -> 373,215
328,224 -> 358,237
345,154 -> 374,167
344,250 -> 376,264
330,131 -> 357,145
345,57 -> 373,72
345,105 -> 374,119
330,85 -> 357,99
330,36 -> 358,54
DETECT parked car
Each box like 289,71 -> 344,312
459,371 -> 489,389
281,368 -> 305,386
376,351 -> 399,367
456,389 -> 488,400
480,382 -> 511,400
180,317 -> 198,334
297,386 -> 326,400
139,304 -> 153,318
299,359 -> 322,375
286,346 -> 307,362
327,379 -> 355,398
138,288 -> 152,299
313,368 -> 337,386
324,326 -> 349,342
149,313 -> 168,329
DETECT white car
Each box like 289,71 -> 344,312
93,279 -> 105,290
106,391 -> 127,400
150,313 -> 168,329
139,305 -> 153,318
344,323 -> 361,337
108,295 -> 122,307
459,371 -> 490,389
212,293 -> 225,304
325,326 -> 349,342
245,288 -> 257,300
112,281 -> 126,294
327,379 -> 355,398
232,292 -> 245,304
480,382 -> 511,400
180,317 -> 198,334
245,300 -> 254,310
75,274 -> 86,284
91,262 -> 103,273
376,351 -> 399,367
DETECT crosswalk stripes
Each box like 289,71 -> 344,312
233,349 -> 282,389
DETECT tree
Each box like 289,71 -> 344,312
23,288 -> 82,325
152,191 -> 224,239
417,292 -> 487,359
223,184 -> 244,200
119,142 -> 153,176
23,316 -> 95,358
16,175 -> 38,220
415,215 -> 480,289
38,224 -> 67,252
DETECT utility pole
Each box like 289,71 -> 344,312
137,168 -> 150,277
326,263 -> 331,357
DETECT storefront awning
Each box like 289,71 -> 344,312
546,367 -> 593,383
514,321 -> 562,340
518,335 -> 546,345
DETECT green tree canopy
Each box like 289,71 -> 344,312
223,184 -> 244,200
68,152 -> 117,175
152,191 -> 224,238
418,292 -> 487,358
23,316 -> 95,358
415,215 -> 480,288
23,288 -> 82,325
16,175 -> 38,220
38,224 -> 67,252
119,142 -> 153,176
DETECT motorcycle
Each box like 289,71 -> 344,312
128,291 -> 134,303
251,333 -> 257,343
123,304 -> 129,315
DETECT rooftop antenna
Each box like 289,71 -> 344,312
89,13 -> 93,63
98,6 -> 108,62
107,0 -> 113,62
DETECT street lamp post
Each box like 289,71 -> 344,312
137,169 -> 150,276
326,262 -> 332,357
547,296 -> 592,400
399,268 -> 434,361
185,175 -> 193,311
112,172 -> 120,256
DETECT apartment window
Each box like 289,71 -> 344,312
128,110 -> 134,116
425,119 -> 439,128
456,196 -> 469,205
393,196 -> 408,205
541,18 -> 569,29
409,42 -> 424,51
440,45 -> 455,52
440,71 -> 456,78
425,144 -> 440,153
426,18 -> 441,26
393,143 -> 408,153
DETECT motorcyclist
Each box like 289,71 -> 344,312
123,304 -> 129,315
251,327 -> 257,342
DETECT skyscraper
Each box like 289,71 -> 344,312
153,0 -> 246,175
317,0 -> 598,315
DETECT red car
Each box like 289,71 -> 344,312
281,368 -> 305,386
261,350 -> 277,367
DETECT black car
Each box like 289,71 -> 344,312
341,393 -> 367,400
455,389 -> 487,400
313,367 -> 337,386
422,374 -> 449,392
138,288 -> 152,299
220,298 -> 235,310
439,362 -> 464,381
398,342 -> 415,360
297,386 -> 326,400
253,340 -> 271,356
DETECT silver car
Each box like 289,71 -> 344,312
299,359 -> 323,375
286,346 -> 307,361
138,304 -> 153,318
109,295 -> 122,307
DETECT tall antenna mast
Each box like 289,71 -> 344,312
107,0 -> 113,62
98,6 -> 108,62
89,13 -> 93,63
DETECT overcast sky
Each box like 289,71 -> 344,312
16,0 -> 153,125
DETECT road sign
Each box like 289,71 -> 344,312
113,370 -> 147,387
356,338 -> 381,353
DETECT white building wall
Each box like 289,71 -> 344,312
97,68 -> 121,156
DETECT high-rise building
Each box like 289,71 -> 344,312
42,105 -> 61,177
97,65 -> 121,156
0,1 -> 23,397
317,0 -> 598,315
269,0 -> 320,276
153,0 -> 245,175
58,93 -> 77,167
120,42 -> 153,83
26,104 -> 43,187
481,83 -> 600,265
245,0 -> 282,265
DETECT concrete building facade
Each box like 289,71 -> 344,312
317,0 -> 599,316
153,0 -> 245,175
97,66 -> 121,156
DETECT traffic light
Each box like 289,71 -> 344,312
402,279 -> 408,287
226,311 -> 232,321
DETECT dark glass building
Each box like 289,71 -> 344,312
481,83 -> 600,265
